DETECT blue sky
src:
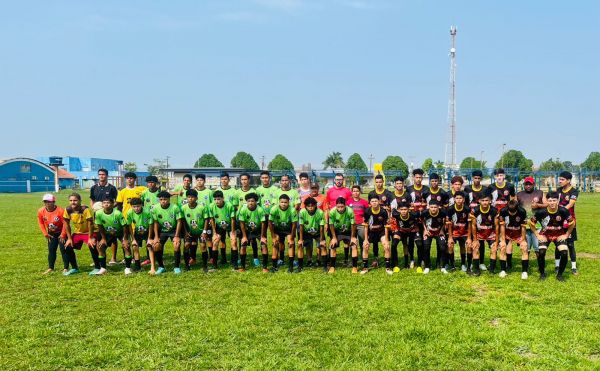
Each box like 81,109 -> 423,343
1,0 -> 598,170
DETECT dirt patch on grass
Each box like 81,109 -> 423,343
515,346 -> 536,359
490,318 -> 501,327
579,253 -> 600,259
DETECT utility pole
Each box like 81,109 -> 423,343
501,143 -> 506,168
480,151 -> 484,170
368,154 -> 375,172
261,155 -> 265,170
445,26 -> 458,169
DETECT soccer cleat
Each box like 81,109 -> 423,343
441,267 -> 448,274
360,268 -> 368,275
539,272 -> 547,281
328,267 -> 336,274
499,270 -> 507,278
141,259 -> 151,266
238,268 -> 246,273
556,274 -> 565,282
203,267 -> 209,273
297,267 -> 303,273
554,265 -> 559,273
571,268 -> 578,275
416,267 -> 423,274
262,268 -> 270,273
63,268 -> 80,276
96,267 -> 107,275
173,267 -> 182,274
124,268 -> 133,275
88,269 -> 100,275
207,268 -> 216,273
269,267 -> 278,273
277,259 -> 284,267
479,264 -> 487,271
471,270 -> 481,277
253,258 -> 260,267
466,268 -> 472,275
155,267 -> 166,275
423,268 -> 430,275
352,267 -> 358,274
409,260 -> 415,269
521,272 -> 528,280
371,260 -> 379,269
393,267 -> 400,273
386,268 -> 393,276
461,264 -> 467,272
108,260 -> 118,266
293,260 -> 299,268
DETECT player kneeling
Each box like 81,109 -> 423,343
500,200 -> 529,279
529,191 -> 575,281
94,198 -> 129,275
125,198 -> 154,273
181,189 -> 211,272
269,194 -> 299,273
298,197 -> 326,273
150,191 -> 184,275
237,193 -> 268,272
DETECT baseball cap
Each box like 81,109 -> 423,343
524,176 -> 535,184
42,194 -> 56,202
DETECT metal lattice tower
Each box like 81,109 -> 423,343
445,26 -> 458,169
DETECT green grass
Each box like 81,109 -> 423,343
1,191 -> 599,369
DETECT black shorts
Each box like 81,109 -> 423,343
331,234 -> 352,249
568,227 -> 577,242
275,231 -> 293,242
105,233 -> 124,247
368,230 -> 386,243
302,233 -> 321,248
215,228 -> 234,242
159,232 -> 177,245
451,236 -> 467,246
133,234 -> 148,247
539,238 -> 568,250
185,235 -> 201,245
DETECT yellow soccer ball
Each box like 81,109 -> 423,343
416,267 -> 423,274
393,267 -> 400,273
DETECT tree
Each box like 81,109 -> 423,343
382,155 -> 409,176
124,162 -> 137,172
268,154 -> 294,171
562,161 -> 579,172
434,160 -> 445,170
460,156 -> 486,170
422,158 -> 433,172
147,158 -> 167,176
345,153 -> 368,171
230,152 -> 259,170
194,154 -> 224,168
322,151 -> 345,169
539,158 -> 564,171
494,149 -> 533,172
581,152 -> 600,171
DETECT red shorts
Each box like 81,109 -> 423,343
72,233 -> 95,249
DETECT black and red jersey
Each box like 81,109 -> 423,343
557,186 -> 578,220
364,207 -> 388,233
472,206 -> 498,241
390,210 -> 419,234
419,209 -> 447,237
532,207 -> 574,241
464,184 -> 487,209
389,190 -> 412,210
500,207 -> 527,241
447,205 -> 470,238
407,184 -> 430,212
422,188 -> 449,208
487,182 -> 516,211
368,189 -> 395,209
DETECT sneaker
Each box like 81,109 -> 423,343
96,267 -> 107,275
155,267 -> 166,275
262,268 -> 270,273
141,259 -> 151,266
89,262 -> 95,267
124,268 -> 133,275
238,268 -> 246,273
253,258 -> 260,267
471,270 -> 481,277
441,267 -> 448,274
207,268 -> 216,273
203,267 -> 209,273
409,260 -> 415,269
360,268 -> 368,275
479,264 -> 487,271
539,272 -> 547,281
307,261 -> 314,268
108,260 -> 118,266
521,272 -> 528,280
423,268 -> 430,275
293,260 -> 299,268
416,267 -> 423,274
328,267 -> 336,274
572,268 -> 578,275
297,267 -> 303,273
63,268 -> 80,276
63,269 -> 69,274
386,268 -> 393,276
352,267 -> 358,274
556,274 -> 565,282
554,265 -> 559,273
269,267 -> 278,273
88,269 -> 100,275
499,270 -> 507,278
173,267 -> 182,274
277,259 -> 284,267
466,268 -> 472,275
371,260 -> 379,269
461,264 -> 467,272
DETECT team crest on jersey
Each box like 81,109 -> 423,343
436,196 -> 441,201
556,216 -> 562,221
163,221 -> 173,229
219,220 -> 227,227
248,221 -> 257,230
113,219 -> 118,224
504,190 -> 509,196
191,220 -> 198,228
53,216 -> 59,222
516,217 -> 521,222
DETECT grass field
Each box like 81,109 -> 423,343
1,191 -> 599,369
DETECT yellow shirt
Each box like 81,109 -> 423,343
117,186 -> 147,216
64,206 -> 94,234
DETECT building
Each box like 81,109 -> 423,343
0,158 -> 76,193
38,156 -> 124,188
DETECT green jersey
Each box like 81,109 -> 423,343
181,203 -> 209,236
173,185 -> 193,207
95,209 -> 126,236
237,205 -> 266,236
151,203 -> 182,233
140,188 -> 161,213
255,185 -> 279,213
236,187 -> 256,207
299,208 -> 325,236
126,209 -> 154,235
278,188 -> 301,208
216,187 -> 239,208
269,206 -> 298,233
194,187 -> 213,208
209,202 -> 236,232
328,207 -> 355,234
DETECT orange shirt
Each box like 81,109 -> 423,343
300,193 -> 329,212
37,206 -> 66,237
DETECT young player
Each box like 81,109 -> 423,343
390,202 -> 420,269
116,172 -> 147,217
347,185 -> 369,267
94,198 -> 129,275
362,195 -> 391,274
420,200 -> 448,274
180,189 -> 211,272
328,197 -> 358,273
235,173 -> 259,266
125,198 -> 153,273
465,170 -> 487,209
172,174 -> 193,207
499,200 -> 529,279
209,190 -> 237,268
557,171 -> 579,275
269,194 -> 299,273
448,176 -> 465,207
237,193 -> 268,272
368,174 -> 394,209
191,174 -> 213,267
517,176 -> 545,261
300,184 -> 329,266
446,191 -> 471,272
216,172 -> 239,207
487,168 -> 516,212
529,191 -> 575,281
389,176 -> 411,210
407,168 -> 430,212
151,191 -> 184,275
63,192 -> 95,275
140,175 -> 161,266
469,194 -> 499,276
298,197 -> 326,271
276,175 -> 301,264
256,171 -> 279,216
423,173 -> 449,210
326,173 -> 352,210
298,172 -> 312,200
89,168 -> 118,207
37,194 -> 70,275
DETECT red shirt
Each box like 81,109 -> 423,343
37,206 -> 66,237
348,198 -> 369,224
326,186 -> 352,210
